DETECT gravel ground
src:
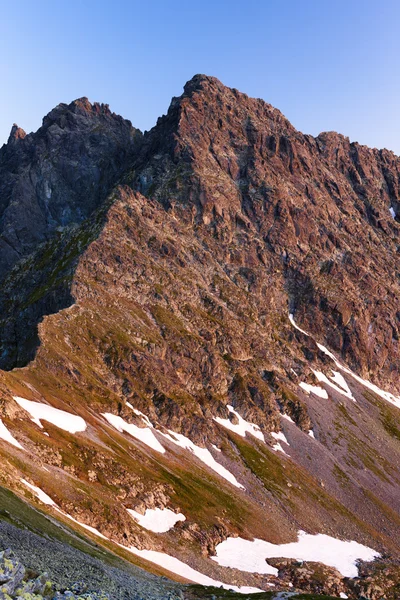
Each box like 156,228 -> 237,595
0,521 -> 184,600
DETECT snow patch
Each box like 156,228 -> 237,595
125,403 -> 153,427
271,431 -> 289,455
340,594 -> 348,599
124,546 -> 264,593
308,429 -> 315,438
214,405 -> 265,442
14,397 -> 87,433
161,430 -> 244,489
281,414 -> 295,424
329,371 -> 354,399
271,431 -> 289,445
272,443 -> 288,455
213,530 -> 379,578
390,206 -> 396,219
127,507 -> 186,533
316,342 -> 400,409
299,382 -> 328,399
102,413 -> 165,454
0,419 -> 23,449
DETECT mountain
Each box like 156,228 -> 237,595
0,75 -> 400,599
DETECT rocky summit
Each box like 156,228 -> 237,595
1,75 -> 400,599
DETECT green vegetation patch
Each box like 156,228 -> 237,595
187,586 -> 341,599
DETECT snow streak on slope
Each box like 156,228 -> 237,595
20,479 -> 107,539
0,419 -> 23,449
312,370 -> 355,402
102,413 -> 166,454
317,342 -> 400,409
104,407 -> 244,487
124,546 -> 264,593
14,397 -> 87,433
281,414 -> 295,423
271,431 -> 290,455
62,512 -> 108,539
161,430 -> 245,489
213,530 -> 379,578
21,479 -> 55,505
289,314 -> 309,336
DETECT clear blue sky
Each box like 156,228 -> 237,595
1,0 -> 400,153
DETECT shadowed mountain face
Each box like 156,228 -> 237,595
1,76 -> 400,598
0,98 -> 141,368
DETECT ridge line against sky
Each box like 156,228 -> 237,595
1,0 -> 400,155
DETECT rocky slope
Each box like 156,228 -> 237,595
1,75 -> 400,598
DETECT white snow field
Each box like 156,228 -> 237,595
213,530 -> 379,578
14,397 -> 87,433
124,546 -> 264,593
214,405 -> 265,442
127,507 -> 186,533
101,413 -> 166,454
161,430 -> 245,489
0,419 -> 23,449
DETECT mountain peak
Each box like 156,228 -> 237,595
182,73 -> 225,96
69,96 -> 112,116
7,123 -> 26,144
40,96 -> 132,131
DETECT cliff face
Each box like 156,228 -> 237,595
130,74 -> 400,388
1,76 -> 400,597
